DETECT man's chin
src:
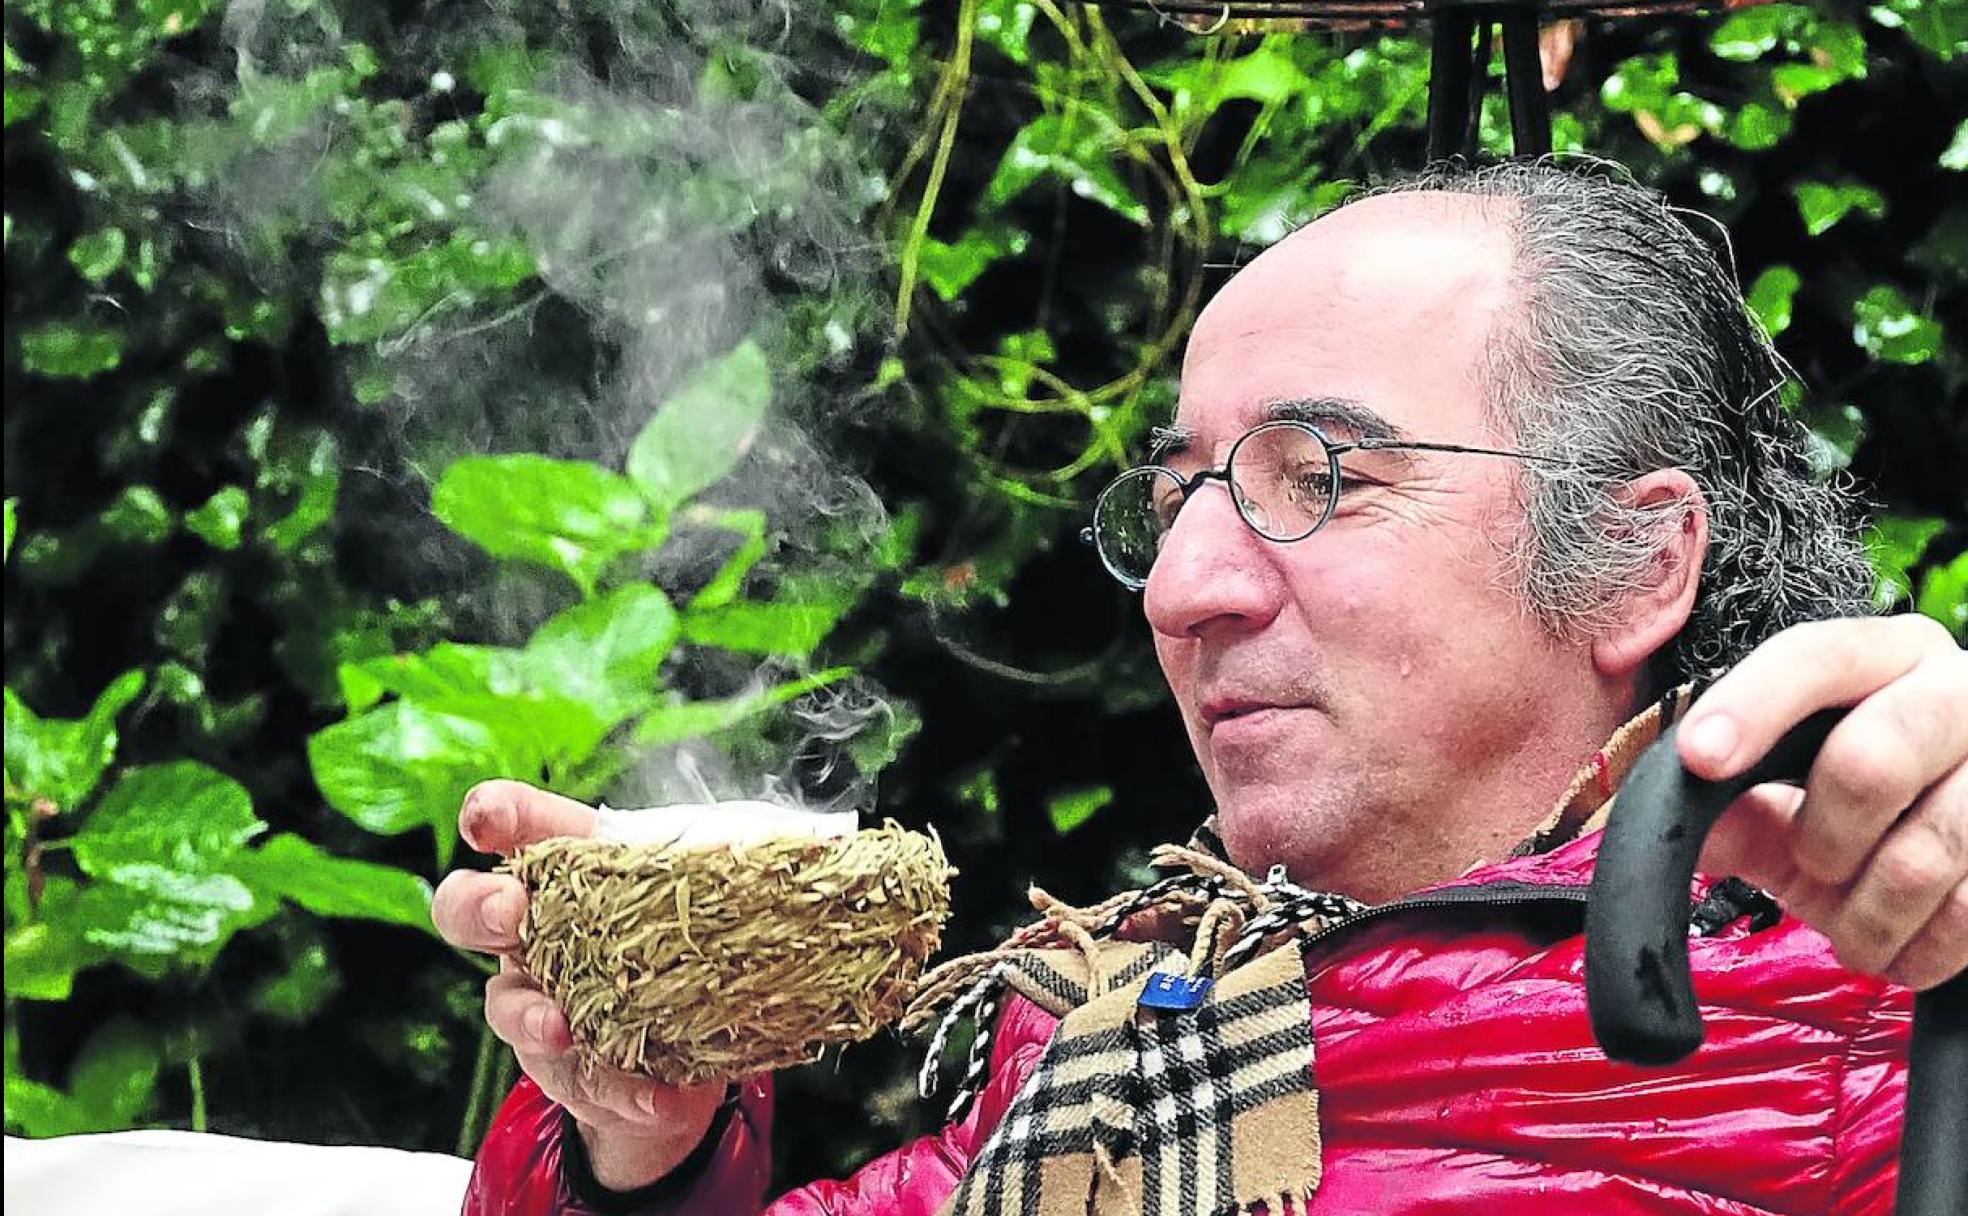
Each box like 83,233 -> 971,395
1213,793 -> 1350,889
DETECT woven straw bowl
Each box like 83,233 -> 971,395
508,824 -> 953,1085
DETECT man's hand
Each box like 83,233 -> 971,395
432,780 -> 727,1191
1679,614 -> 1968,992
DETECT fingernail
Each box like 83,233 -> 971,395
483,889 -> 518,936
1682,714 -> 1739,768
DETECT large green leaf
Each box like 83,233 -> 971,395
4,1074 -> 82,1137
307,701 -> 511,864
70,867 -> 266,963
71,761 -> 264,877
431,454 -> 664,595
338,643 -> 519,713
681,573 -> 861,659
238,834 -> 435,931
3,670 -> 146,811
339,642 -> 617,773
58,762 -> 273,966
523,583 -> 680,720
626,341 -> 772,510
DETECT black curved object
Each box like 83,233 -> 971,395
1586,709 -> 1968,1216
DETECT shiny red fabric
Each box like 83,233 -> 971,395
464,830 -> 1910,1215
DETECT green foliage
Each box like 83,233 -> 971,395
1851,284 -> 1945,364
1047,785 -> 1114,835
1745,266 -> 1802,337
5,671 -> 144,812
1792,180 -> 1886,236
1868,516 -> 1950,610
5,1018 -> 161,1137
5,0 -> 890,1149
1916,551 -> 1968,637
432,457 -> 663,596
626,342 -> 773,510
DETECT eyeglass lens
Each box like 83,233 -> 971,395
1094,423 -> 1337,585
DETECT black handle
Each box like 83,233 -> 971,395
1585,709 -> 1968,1216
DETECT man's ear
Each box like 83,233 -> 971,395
1590,469 -> 1709,682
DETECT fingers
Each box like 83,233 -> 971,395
1679,615 -> 1957,781
485,966 -> 722,1135
1697,783 -> 1806,895
485,968 -> 574,1056
484,971 -> 652,1122
460,779 -> 599,856
1792,646 -> 1968,884
1846,762 -> 1968,988
432,871 -> 527,953
1699,769 -> 1968,992
1884,876 -> 1968,992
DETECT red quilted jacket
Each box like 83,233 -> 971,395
464,826 -> 1911,1215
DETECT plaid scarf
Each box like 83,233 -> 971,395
938,940 -> 1322,1216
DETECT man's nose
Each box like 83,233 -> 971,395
1141,483 -> 1284,639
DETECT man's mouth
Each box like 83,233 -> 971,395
1201,698 -> 1307,727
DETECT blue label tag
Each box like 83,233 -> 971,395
1137,972 -> 1213,1011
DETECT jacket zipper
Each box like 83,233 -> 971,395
1297,880 -> 1592,967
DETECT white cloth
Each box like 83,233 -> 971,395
3,1130 -> 472,1216
593,798 -> 856,847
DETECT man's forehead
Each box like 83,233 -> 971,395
1169,193 -> 1516,454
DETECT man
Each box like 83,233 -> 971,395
437,161 -> 1966,1214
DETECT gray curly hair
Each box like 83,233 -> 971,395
1352,160 -> 1874,690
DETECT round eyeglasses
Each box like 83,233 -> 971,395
1081,420 -> 1558,589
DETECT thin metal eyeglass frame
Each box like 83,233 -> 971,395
1081,420 -> 1568,590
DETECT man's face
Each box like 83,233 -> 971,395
1149,194 -> 1619,901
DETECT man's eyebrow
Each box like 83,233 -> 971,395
1263,397 -> 1407,441
1149,424 -> 1193,461
1148,397 -> 1402,463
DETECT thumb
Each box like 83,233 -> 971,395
461,780 -> 599,856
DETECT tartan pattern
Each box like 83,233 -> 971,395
1002,945 -> 1179,1017
940,946 -> 1320,1216
1131,981 -> 1319,1214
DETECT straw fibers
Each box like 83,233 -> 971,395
509,824 -> 954,1085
